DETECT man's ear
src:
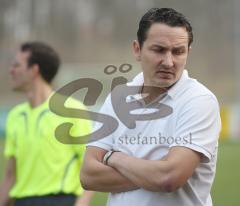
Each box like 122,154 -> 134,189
30,64 -> 40,79
188,46 -> 192,53
133,40 -> 141,61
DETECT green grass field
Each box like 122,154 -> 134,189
0,140 -> 239,206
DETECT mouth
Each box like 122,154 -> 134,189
156,70 -> 173,74
155,70 -> 174,79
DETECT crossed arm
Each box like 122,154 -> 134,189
80,147 -> 138,193
80,146 -> 201,193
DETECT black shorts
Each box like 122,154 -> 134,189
14,193 -> 77,206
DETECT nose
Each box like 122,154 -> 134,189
162,52 -> 174,68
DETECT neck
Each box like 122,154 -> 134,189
141,84 -> 168,104
25,80 -> 53,108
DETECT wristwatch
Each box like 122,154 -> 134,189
103,150 -> 116,165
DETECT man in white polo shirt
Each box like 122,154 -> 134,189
80,8 -> 221,206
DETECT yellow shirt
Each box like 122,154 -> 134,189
4,98 -> 91,198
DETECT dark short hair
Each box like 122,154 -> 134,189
20,41 -> 60,83
137,8 -> 193,48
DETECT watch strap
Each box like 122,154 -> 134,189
103,150 -> 116,165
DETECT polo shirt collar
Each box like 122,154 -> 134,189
127,70 -> 189,101
167,70 -> 189,99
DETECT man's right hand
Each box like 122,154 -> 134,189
80,146 -> 138,193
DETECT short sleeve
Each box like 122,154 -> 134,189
171,95 -> 221,162
4,111 -> 17,158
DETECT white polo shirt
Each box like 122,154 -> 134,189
88,70 -> 221,206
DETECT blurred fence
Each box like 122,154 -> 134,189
0,0 -> 239,105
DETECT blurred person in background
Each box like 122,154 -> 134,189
0,41 -> 94,206
80,8 -> 221,206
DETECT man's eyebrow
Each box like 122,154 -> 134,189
150,44 -> 167,49
150,44 -> 186,50
172,46 -> 186,50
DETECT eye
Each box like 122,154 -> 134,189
151,47 -> 165,53
172,48 -> 185,55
